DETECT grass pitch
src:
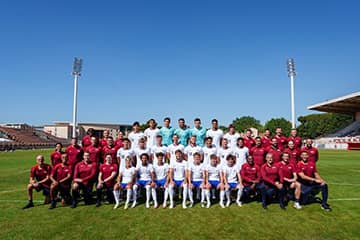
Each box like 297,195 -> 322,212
0,149 -> 359,240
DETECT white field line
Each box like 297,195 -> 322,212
330,182 -> 360,186
0,189 -> 23,194
329,198 -> 360,201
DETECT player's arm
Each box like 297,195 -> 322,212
50,167 -> 57,184
297,171 -> 316,182
314,172 -> 325,184
38,166 -> 51,184
237,171 -> 243,187
240,166 -> 252,184
168,168 -> 174,184
104,170 -> 117,183
98,171 -> 104,184
59,172 -> 72,184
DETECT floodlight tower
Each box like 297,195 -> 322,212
287,58 -> 296,128
72,57 -> 82,138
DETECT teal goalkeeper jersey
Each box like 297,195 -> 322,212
174,128 -> 191,147
190,127 -> 207,147
160,126 -> 175,146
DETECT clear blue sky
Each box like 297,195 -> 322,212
1,1 -> 359,128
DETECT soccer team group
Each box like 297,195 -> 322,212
22,118 -> 331,211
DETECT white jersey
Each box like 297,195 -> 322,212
167,143 -> 185,165
117,148 -> 135,171
154,163 -> 169,180
184,145 -> 203,164
120,166 -> 136,184
222,164 -> 240,183
202,145 -> 218,165
217,147 -> 234,167
187,162 -> 205,182
128,131 -> 145,149
233,146 -> 249,169
134,147 -> 151,168
206,164 -> 222,181
151,145 -> 168,166
144,128 -> 160,149
223,132 -> 240,149
170,160 -> 187,181
136,164 -> 154,181
206,129 -> 224,148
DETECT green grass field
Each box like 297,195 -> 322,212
0,149 -> 359,240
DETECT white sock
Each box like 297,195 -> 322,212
205,189 -> 211,203
201,188 -> 205,202
132,185 -> 138,202
188,187 -> 194,203
220,190 -> 225,204
169,185 -> 174,206
236,188 -> 243,202
182,184 -> 188,204
225,189 -> 230,202
163,188 -> 169,204
145,185 -> 151,205
126,189 -> 132,203
113,190 -> 120,204
151,188 -> 157,205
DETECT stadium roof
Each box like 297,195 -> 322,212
308,91 -> 360,114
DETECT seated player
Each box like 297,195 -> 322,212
96,154 -> 118,207
277,152 -> 302,209
259,153 -> 285,209
113,156 -> 136,209
132,153 -> 157,208
49,153 -> 72,209
221,154 -> 243,208
202,154 -> 223,208
153,152 -> 171,208
168,149 -> 188,209
71,152 -> 98,208
23,155 -> 52,209
240,155 -> 261,203
186,152 -> 206,208
297,151 -> 331,211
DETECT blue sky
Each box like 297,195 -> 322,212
1,1 -> 359,128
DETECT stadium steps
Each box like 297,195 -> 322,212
326,121 -> 360,137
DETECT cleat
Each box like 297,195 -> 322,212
113,203 -> 119,209
280,204 -> 286,210
71,202 -> 77,209
22,202 -> 34,210
131,201 -> 137,208
146,202 -> 150,209
182,202 -> 187,209
293,202 -> 302,210
201,201 -> 205,208
321,204 -> 332,211
226,200 -> 231,207
49,201 -> 56,210
169,203 -> 174,209
189,201 -> 194,208
236,201 -> 242,207
124,202 -> 129,210
154,203 -> 158,209
206,202 -> 211,208
162,202 -> 167,208
96,202 -> 101,208
219,202 -> 225,208
262,203 -> 267,210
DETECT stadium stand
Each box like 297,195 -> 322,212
326,121 -> 360,137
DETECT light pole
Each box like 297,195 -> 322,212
72,57 -> 82,138
287,58 -> 296,128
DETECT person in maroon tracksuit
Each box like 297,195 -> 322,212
50,143 -> 64,167
240,155 -> 261,203
250,137 -> 267,167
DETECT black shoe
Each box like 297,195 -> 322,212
71,201 -> 77,208
280,205 -> 286,210
321,204 -> 332,211
22,201 -> 34,210
49,201 -> 56,210
96,202 -> 101,207
262,203 -> 267,210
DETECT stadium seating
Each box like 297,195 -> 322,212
326,121 -> 360,137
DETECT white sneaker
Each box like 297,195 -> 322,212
146,202 -> 150,209
219,202 -> 225,208
206,201 -> 211,208
226,200 -> 231,207
189,201 -> 194,208
201,201 -> 205,208
131,201 -> 137,208
182,202 -> 187,209
169,203 -> 174,209
124,202 -> 129,210
113,203 -> 119,209
293,202 -> 302,210
162,202 -> 167,208
236,200 -> 242,207
154,202 -> 158,209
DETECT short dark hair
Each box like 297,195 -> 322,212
164,117 -> 171,122
178,118 -> 185,122
211,119 -> 218,123
133,121 -> 140,127
194,118 -> 201,122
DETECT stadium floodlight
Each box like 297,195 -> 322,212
287,58 -> 296,128
72,57 -> 83,138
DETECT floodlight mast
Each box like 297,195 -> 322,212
287,58 -> 296,128
72,58 -> 82,138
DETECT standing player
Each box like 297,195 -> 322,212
233,137 -> 249,169
274,127 -> 287,151
96,154 -> 118,207
117,138 -> 136,171
217,138 -> 233,167
202,137 -> 218,166
301,139 -> 319,163
223,124 -> 241,150
71,152 -> 98,208
202,154 -> 222,207
220,154 -> 243,208
206,119 -> 224,148
85,136 -> 102,164
288,128 -> 302,150
65,137 -> 83,172
250,137 -> 267,167
266,138 -> 282,163
167,134 -> 185,165
240,155 -> 261,204
144,119 -> 160,149
102,136 -> 118,164
134,138 -> 151,167
115,131 -> 124,149
23,155 -> 52,209
184,136 -> 203,164
190,118 -> 207,147
186,152 -> 206,207
99,130 -> 110,148
259,153 -> 285,209
160,117 -> 175,146
50,143 -> 64,167
113,157 -> 136,209
150,135 -> 168,166
49,153 -> 72,209
153,152 -> 171,208
261,129 -> 272,149
297,151 -> 331,211
174,118 -> 191,147
284,140 -> 300,163
243,129 -> 255,149
128,122 -> 145,149
277,152 -> 302,209
82,128 -> 94,148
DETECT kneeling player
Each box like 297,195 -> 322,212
168,149 -> 188,209
186,152 -> 206,208
297,151 -> 331,211
133,153 -> 157,208
221,154 -> 243,208
203,154 -> 222,208
96,154 -> 118,207
240,155 -> 261,204
49,153 -> 72,209
23,155 -> 52,209
153,152 -> 171,208
277,152 -> 302,209
113,156 -> 136,209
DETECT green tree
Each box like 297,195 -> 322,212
232,116 -> 263,133
264,118 -> 292,136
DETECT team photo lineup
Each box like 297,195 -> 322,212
23,117 -> 331,211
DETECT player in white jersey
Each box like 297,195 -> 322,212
150,135 -> 168,166
184,136 -> 203,164
128,121 -> 145,149
144,119 -> 160,149
203,154 -> 223,208
117,138 -> 136,171
186,152 -> 205,208
134,138 -> 151,168
168,149 -> 188,209
167,134 -> 185,165
217,138 -> 234,167
153,152 -> 171,208
202,137 -> 218,166
132,153 -> 156,208
233,137 -> 249,169
113,157 -> 136,209
223,124 -> 240,150
220,154 -> 243,208
206,119 -> 224,148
